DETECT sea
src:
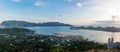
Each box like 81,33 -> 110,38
24,26 -> 120,43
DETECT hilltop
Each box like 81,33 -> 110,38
0,28 -> 34,36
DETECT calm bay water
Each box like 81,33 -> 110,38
24,26 -> 120,43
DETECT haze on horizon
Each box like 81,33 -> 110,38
0,0 -> 120,25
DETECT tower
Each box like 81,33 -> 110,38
107,38 -> 114,49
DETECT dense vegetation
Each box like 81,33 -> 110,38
0,28 -> 107,52
0,28 -> 34,35
0,35 -> 107,52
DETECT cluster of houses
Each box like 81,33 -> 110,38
53,33 -> 84,41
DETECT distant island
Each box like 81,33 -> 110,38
1,20 -> 72,28
70,26 -> 120,32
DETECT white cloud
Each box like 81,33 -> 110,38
11,0 -> 22,2
0,5 -> 4,10
34,1 -> 46,7
76,2 -> 82,7
59,14 -> 66,17
88,0 -> 120,20
67,0 -> 72,2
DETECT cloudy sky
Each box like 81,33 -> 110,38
0,0 -> 120,25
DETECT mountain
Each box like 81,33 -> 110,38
40,22 -> 71,26
2,20 -> 72,28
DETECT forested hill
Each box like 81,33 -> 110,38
1,20 -> 72,28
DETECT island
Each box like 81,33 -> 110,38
1,20 -> 72,28
70,26 -> 120,32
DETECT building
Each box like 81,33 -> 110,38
107,38 -> 114,49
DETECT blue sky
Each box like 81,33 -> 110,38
0,0 -> 120,25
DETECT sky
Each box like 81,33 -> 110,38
0,0 -> 120,25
